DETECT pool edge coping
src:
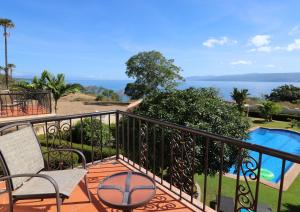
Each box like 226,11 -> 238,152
231,126 -> 300,191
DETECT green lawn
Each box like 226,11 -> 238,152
250,117 -> 300,132
195,173 -> 300,212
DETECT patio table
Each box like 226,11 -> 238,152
97,171 -> 156,212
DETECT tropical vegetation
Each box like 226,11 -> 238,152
258,101 -> 282,122
124,51 -> 184,99
231,87 -> 250,113
266,84 -> 300,103
0,18 -> 15,88
14,70 -> 81,112
133,87 -> 250,175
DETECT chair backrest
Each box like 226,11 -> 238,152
0,124 -> 45,189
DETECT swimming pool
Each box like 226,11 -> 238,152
229,128 -> 300,183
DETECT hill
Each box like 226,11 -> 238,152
186,72 -> 300,82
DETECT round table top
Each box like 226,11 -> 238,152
97,171 -> 156,210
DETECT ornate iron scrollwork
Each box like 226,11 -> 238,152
171,131 -> 194,193
236,155 -> 258,211
140,123 -> 148,168
45,121 -> 72,170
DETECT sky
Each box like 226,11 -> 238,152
1,0 -> 300,80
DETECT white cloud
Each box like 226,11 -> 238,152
289,26 -> 299,36
203,37 -> 231,48
250,46 -> 272,52
287,39 -> 300,51
250,35 -> 271,47
230,60 -> 252,65
266,64 -> 276,68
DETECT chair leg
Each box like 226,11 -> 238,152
84,175 -> 92,202
56,196 -> 62,212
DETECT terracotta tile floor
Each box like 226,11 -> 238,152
0,105 -> 49,118
0,159 -> 195,212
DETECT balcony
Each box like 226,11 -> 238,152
0,110 -> 299,211
0,91 -> 52,118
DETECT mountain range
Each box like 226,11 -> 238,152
186,72 -> 300,82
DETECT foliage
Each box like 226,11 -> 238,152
43,71 -> 81,112
13,71 -> 48,91
132,88 -> 250,175
72,118 -> 116,146
13,70 -> 81,112
95,89 -> 120,101
258,101 -> 282,122
0,18 -> 15,28
83,86 -> 106,94
287,118 -> 300,129
124,51 -> 184,99
195,172 -> 300,212
231,87 -> 249,112
0,18 -> 15,88
266,84 -> 300,103
38,136 -> 116,163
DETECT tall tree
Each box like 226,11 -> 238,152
231,88 -> 250,112
266,84 -> 300,103
0,18 -> 15,89
124,51 -> 184,99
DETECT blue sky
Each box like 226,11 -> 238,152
1,0 -> 300,80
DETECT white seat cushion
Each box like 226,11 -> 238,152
13,169 -> 87,197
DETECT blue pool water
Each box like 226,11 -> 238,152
229,128 -> 300,183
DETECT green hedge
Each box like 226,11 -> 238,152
72,118 -> 116,146
249,111 -> 300,122
38,135 -> 116,163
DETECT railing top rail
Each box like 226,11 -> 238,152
0,110 -> 117,127
118,110 -> 300,164
0,109 -> 299,164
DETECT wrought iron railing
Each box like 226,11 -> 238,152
0,91 -> 52,118
0,110 -> 299,212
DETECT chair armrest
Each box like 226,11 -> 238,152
0,173 -> 60,196
43,149 -> 87,169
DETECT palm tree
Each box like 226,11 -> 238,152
0,18 -> 15,89
13,70 -> 48,91
231,88 -> 249,112
44,71 -> 81,113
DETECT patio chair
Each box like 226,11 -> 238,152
0,123 -> 91,212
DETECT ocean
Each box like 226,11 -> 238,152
67,79 -> 300,101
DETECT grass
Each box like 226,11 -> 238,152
250,117 -> 300,132
193,117 -> 300,211
195,173 -> 300,211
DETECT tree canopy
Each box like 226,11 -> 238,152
231,87 -> 249,112
266,84 -> 300,103
132,88 -> 250,175
124,51 -> 184,99
259,101 -> 282,122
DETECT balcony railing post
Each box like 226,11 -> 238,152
116,111 -> 119,160
49,91 -> 52,114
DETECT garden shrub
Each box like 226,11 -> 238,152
72,118 -> 116,146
